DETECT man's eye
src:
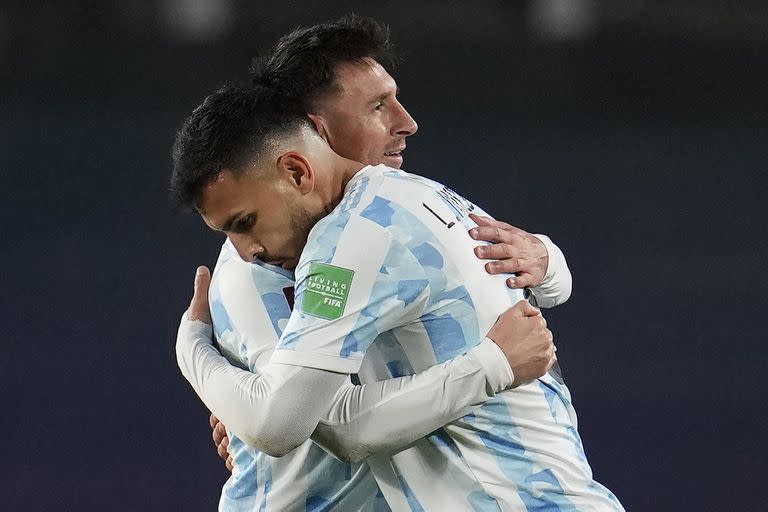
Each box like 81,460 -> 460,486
234,215 -> 254,232
374,102 -> 384,111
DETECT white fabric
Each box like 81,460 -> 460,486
177,313 -> 345,457
530,233 -> 572,308
260,165 -> 622,510
177,313 -> 514,460
209,241 -> 385,511
312,337 -> 512,462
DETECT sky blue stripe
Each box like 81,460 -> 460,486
466,398 -> 579,512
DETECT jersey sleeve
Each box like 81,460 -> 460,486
311,337 -> 514,462
176,312 -> 348,456
528,234 -> 572,308
177,311 -> 514,459
271,215 -> 430,374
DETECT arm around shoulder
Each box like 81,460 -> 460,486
310,337 -> 514,463
176,311 -> 347,457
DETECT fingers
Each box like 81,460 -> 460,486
470,221 -> 548,289
211,411 -> 233,470
485,260 -> 514,276
188,266 -> 212,323
507,274 -> 534,289
470,225 -> 522,246
212,416 -> 230,464
474,241 -> 518,261
212,421 -> 227,446
508,300 -> 541,318
469,213 -> 514,231
216,435 -> 230,460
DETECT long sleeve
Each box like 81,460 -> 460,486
177,312 -> 513,460
528,234 -> 572,308
312,337 -> 513,463
176,313 -> 347,457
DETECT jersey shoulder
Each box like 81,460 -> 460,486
210,239 -> 295,370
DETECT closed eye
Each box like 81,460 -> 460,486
232,214 -> 255,233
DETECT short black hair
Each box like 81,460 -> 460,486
170,84 -> 307,210
250,14 -> 395,110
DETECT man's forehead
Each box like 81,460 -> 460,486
204,169 -> 233,192
198,170 -> 237,213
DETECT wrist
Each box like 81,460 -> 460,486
181,310 -> 213,343
472,338 -> 515,392
532,234 -> 554,286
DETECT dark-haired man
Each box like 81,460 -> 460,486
176,16 -> 581,512
173,83 -> 621,510
172,83 -> 623,510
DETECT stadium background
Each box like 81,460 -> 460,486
2,1 -> 766,510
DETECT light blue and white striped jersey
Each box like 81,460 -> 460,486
273,164 -> 624,511
209,239 -> 389,512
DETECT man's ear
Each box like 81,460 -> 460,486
307,113 -> 330,143
276,152 -> 315,195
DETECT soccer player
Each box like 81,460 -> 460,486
209,14 -> 571,469
204,239 -> 550,511
181,16 -> 571,511
171,83 -> 623,510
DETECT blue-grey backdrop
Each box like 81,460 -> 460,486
2,2 -> 766,510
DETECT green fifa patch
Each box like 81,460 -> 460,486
302,262 -> 354,320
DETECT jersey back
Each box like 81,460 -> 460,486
274,165 -> 624,511
210,239 -> 386,512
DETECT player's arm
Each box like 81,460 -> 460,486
178,275 -> 347,457
311,300 -> 550,463
178,267 -> 553,459
269,215 -> 553,455
181,313 -> 514,462
468,213 -> 572,308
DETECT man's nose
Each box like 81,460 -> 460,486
229,235 -> 264,263
392,101 -> 418,136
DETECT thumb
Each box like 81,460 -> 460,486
188,266 -> 211,323
510,299 -> 540,318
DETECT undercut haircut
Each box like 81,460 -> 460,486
249,14 -> 396,111
170,84 -> 307,210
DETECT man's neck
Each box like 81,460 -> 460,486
324,156 -> 368,214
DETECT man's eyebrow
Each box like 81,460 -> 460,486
370,87 -> 400,104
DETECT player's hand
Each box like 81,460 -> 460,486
187,266 -> 212,324
187,270 -> 231,471
210,414 -> 233,472
486,300 -> 555,387
468,214 -> 549,290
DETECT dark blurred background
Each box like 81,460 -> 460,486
2,1 -> 766,510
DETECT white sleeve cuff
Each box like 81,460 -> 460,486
471,337 -> 515,392
533,234 -> 557,285
529,234 -> 572,308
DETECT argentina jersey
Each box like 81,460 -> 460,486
209,239 -> 386,512
274,165 -> 624,511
